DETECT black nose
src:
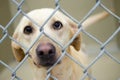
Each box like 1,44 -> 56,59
36,43 -> 56,59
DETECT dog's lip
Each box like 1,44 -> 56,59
41,62 -> 54,67
46,60 -> 61,66
40,59 -> 61,67
33,59 -> 61,68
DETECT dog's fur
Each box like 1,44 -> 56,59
11,8 -> 108,80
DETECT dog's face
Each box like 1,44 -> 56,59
11,8 -> 80,68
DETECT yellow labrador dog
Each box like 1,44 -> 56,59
11,8 -> 108,80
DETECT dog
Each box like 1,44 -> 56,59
11,8 -> 108,80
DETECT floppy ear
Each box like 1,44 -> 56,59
11,32 -> 25,62
71,33 -> 81,51
69,20 -> 81,51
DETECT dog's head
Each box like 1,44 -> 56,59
11,8 -> 81,68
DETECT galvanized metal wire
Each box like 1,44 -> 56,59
0,0 -> 120,80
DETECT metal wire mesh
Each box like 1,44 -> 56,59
0,0 -> 120,80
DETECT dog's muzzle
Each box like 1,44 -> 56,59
36,42 -> 57,67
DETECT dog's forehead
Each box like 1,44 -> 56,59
27,8 -> 54,19
25,8 -> 65,22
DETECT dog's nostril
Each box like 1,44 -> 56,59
48,49 -> 54,55
38,51 -> 44,56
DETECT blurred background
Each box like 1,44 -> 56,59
0,0 -> 120,80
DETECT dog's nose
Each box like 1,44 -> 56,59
36,43 -> 56,59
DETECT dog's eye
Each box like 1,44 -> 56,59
24,26 -> 33,34
53,21 -> 63,30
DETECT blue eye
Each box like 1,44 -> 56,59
53,21 -> 63,30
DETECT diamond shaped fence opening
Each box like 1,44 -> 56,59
0,0 -> 120,80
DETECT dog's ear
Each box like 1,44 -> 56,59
11,32 -> 25,62
69,20 -> 81,51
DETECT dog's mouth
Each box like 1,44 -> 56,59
42,62 -> 54,67
40,58 -> 57,67
34,57 -> 61,68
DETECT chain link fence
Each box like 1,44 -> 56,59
0,0 -> 120,80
